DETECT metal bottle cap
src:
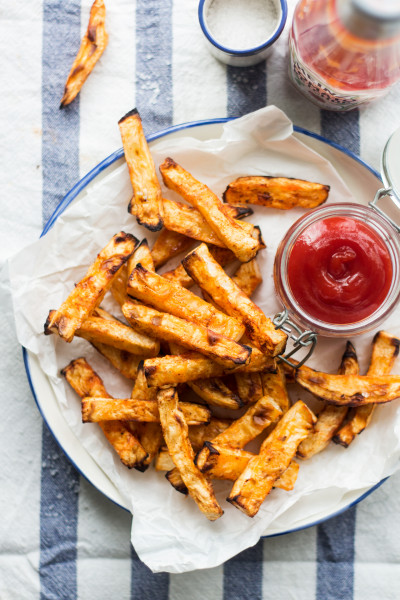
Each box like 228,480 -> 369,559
370,126 -> 400,232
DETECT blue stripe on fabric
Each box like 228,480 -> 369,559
40,1 -> 81,598
223,540 -> 263,600
135,0 -> 173,133
227,62 -> 267,117
317,109 -> 359,600
130,1 -> 172,594
316,506 -> 357,600
131,548 -> 169,600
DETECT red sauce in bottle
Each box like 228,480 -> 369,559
287,216 -> 393,324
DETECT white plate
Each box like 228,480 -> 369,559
23,118 -> 386,537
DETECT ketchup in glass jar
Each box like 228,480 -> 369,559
287,215 -> 392,324
274,204 -> 400,337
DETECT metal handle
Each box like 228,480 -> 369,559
273,309 -> 317,368
369,187 -> 400,233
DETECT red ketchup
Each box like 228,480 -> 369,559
287,216 -> 393,324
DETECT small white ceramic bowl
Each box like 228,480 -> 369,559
198,0 -> 288,67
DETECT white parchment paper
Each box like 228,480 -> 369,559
9,106 -> 400,572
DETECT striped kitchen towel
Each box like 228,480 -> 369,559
1,0 -> 400,598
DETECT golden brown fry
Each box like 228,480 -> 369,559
334,332 -> 400,447
182,244 -> 287,357
61,358 -> 147,468
122,300 -> 251,368
111,239 -> 155,306
82,397 -> 211,425
295,364 -> 400,406
227,401 -> 316,517
196,394 -> 282,461
70,312 -> 159,356
119,109 -> 164,231
160,158 -> 259,262
89,341 -> 142,379
45,232 -> 137,342
157,387 -> 223,520
60,0 -> 108,107
144,349 -> 276,388
197,443 -> 299,490
151,229 -> 193,269
126,422 -> 163,471
127,264 -> 245,340
234,372 -> 264,405
162,197 -> 257,249
188,378 -> 243,410
131,361 -> 157,401
223,176 -> 330,210
260,366 -> 291,414
162,245 -> 236,289
155,448 -> 176,471
232,258 -> 262,298
166,449 -> 298,494
298,341 -> 358,459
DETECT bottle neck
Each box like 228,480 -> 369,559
338,0 -> 400,40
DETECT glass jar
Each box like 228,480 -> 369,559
288,0 -> 400,111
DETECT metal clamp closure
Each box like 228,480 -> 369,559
369,187 -> 400,233
273,309 -> 317,368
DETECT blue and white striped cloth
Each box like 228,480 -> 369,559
2,0 -> 400,597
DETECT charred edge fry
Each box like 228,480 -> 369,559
188,378 -> 243,410
260,365 -> 291,413
151,229 -> 194,269
144,349 -> 276,388
127,264 -> 245,340
44,232 -> 137,342
223,176 -> 330,210
162,197 -> 258,249
81,397 -> 211,425
162,245 -> 236,289
297,341 -> 359,459
89,341 -> 142,379
131,361 -> 157,401
182,243 -> 287,357
157,387 -> 223,520
127,422 -> 164,471
295,364 -> 400,407
71,312 -> 160,356
197,443 -> 299,490
227,401 -> 316,517
122,300 -> 251,368
111,239 -> 154,306
160,158 -> 259,262
60,0 -> 108,107
61,358 -> 147,468
119,109 -> 164,231
231,258 -> 263,298
334,332 -> 400,447
166,450 -> 298,494
234,372 -> 264,405
196,394 -> 283,479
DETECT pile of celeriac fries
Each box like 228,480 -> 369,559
44,108 -> 400,520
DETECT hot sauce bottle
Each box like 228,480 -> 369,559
289,0 -> 400,111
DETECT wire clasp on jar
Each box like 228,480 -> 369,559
369,188 -> 400,233
273,308 -> 317,368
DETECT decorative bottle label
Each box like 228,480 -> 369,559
288,35 -> 387,111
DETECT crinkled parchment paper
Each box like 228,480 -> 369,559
9,106 -> 400,573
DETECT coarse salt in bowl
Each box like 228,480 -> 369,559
198,0 -> 288,67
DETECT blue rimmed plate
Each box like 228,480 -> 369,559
23,118 -> 386,536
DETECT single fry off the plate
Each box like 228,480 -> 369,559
60,0 -> 108,107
